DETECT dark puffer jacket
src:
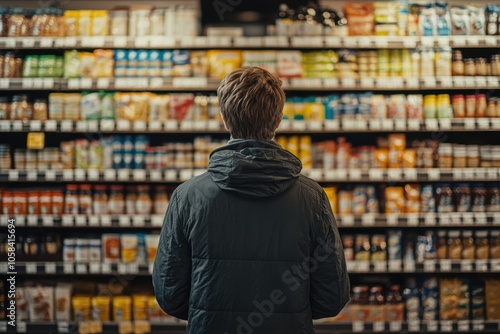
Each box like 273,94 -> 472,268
153,139 -> 350,334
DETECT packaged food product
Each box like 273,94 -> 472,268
470,280 -> 485,320
342,235 -> 354,262
92,296 -> 111,321
385,187 -> 405,213
448,230 -> 462,260
94,49 -> 114,78
436,184 -> 454,213
462,230 -> 475,259
121,234 -> 138,263
75,239 -> 89,263
63,238 -> 76,262
207,50 -> 242,79
405,184 -> 421,213
55,283 -> 72,321
422,277 -> 439,321
350,285 -> 370,321
338,190 -> 353,214
27,286 -> 54,321
16,287 -> 29,321
147,296 -> 163,323
491,231 -> 500,259
133,295 -> 149,321
454,184 -> 471,212
113,296 -> 132,321
354,234 -> 371,261
72,296 -> 91,322
78,10 -> 92,36
485,279 -> 500,319
440,278 -> 460,320
437,231 -> 448,259
370,234 -> 387,262
451,7 -> 469,35
102,234 -> 120,263
345,3 -> 375,36
64,10 -> 80,36
472,185 -> 487,212
108,185 -> 125,214
367,286 -> 385,322
91,10 -> 109,36
89,239 -> 101,262
386,285 -> 404,321
373,148 -> 389,168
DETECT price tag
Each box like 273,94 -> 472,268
389,321 -> 402,332
104,169 -> 116,181
75,216 -> 86,227
146,121 -> 162,132
88,216 -> 99,227
477,118 -> 490,130
439,214 -> 451,226
487,168 -> 499,180
439,119 -> 452,130
164,170 -> 177,181
342,119 -> 355,130
22,78 -> 34,88
150,170 -> 162,181
421,37 -> 434,47
461,212 -> 474,225
60,120 -> 73,132
324,120 -> 339,131
453,76 -> 465,88
436,37 -> 449,47
26,170 -> 37,181
407,214 -> 419,227
62,169 -> 73,181
152,215 -> 163,227
427,169 -> 440,181
208,120 -> 221,130
493,213 -> 500,226
26,262 -> 37,274
323,78 -> 339,88
44,262 -> 57,274
439,76 -> 453,88
100,215 -> 111,227
113,36 -> 128,47
62,215 -> 73,227
96,78 -> 110,89
118,264 -> 128,274
440,259 -> 452,272
404,260 -> 416,272
336,169 -> 347,180
340,215 -> 354,227
87,169 -> 99,181
63,263 -> 74,274
453,169 -> 463,180
173,77 -> 208,88
452,36 -> 466,46
341,78 -> 356,88
387,214 -> 398,227
368,169 -> 384,180
441,320 -> 453,332
476,259 -> 488,272
404,169 -> 418,181
373,262 -> 386,272
475,212 -> 487,225
89,263 -> 100,274
134,321 -> 152,334
424,260 -> 436,272
42,216 -> 54,227
0,78 -> 9,89
373,321 -> 385,332
464,118 -> 475,130
118,321 -> 134,334
361,214 -> 375,227
406,77 -> 419,89
164,120 -> 178,130
128,263 -> 139,274
101,263 -> 112,274
388,259 -> 402,272
131,169 -> 146,181
89,321 -> 103,334
67,78 -> 80,89
7,170 -> 19,181
465,77 -> 475,87
424,213 -> 436,226
133,216 -> 146,227
471,320 -> 484,331
117,120 -> 131,131
39,37 -> 53,47
33,78 -> 44,88
387,169 -> 402,181
195,120 -> 208,130
382,119 -> 393,130
74,169 -> 86,181
119,216 -> 131,227
349,169 -> 362,180
180,120 -> 193,130
100,120 -> 115,131
343,37 -> 357,48
394,119 -> 406,131
360,77 -> 374,88
475,76 -> 487,87
291,121 -> 306,131
467,36 -> 480,46
356,120 -> 368,130
0,120 -> 9,132
43,78 -> 54,89
17,322 -> 27,333
425,119 -> 439,131
487,76 -> 500,87
27,215 -> 38,226
118,169 -> 129,181
306,121 -> 322,131
357,261 -> 370,272
76,264 -> 87,274
492,259 -> 500,272
423,77 -> 436,88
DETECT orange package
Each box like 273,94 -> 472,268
345,3 -> 375,36
385,187 -> 405,213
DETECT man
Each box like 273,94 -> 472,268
153,67 -> 350,334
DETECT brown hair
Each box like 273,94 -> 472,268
217,66 -> 285,140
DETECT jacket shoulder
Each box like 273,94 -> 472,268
296,174 -> 326,197
172,172 -> 214,198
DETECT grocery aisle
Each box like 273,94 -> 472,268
0,0 -> 499,333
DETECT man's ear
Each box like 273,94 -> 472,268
220,112 -> 229,131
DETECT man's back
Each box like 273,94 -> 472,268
153,139 -> 350,334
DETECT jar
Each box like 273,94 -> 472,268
75,239 -> 89,263
486,98 -> 497,118
64,184 -> 79,215
112,296 -> 132,321
154,186 -> 169,214
436,231 -> 448,259
452,95 -> 465,118
453,145 -> 467,168
435,48 -> 452,77
2,191 -> 13,214
132,295 -> 149,321
464,58 -> 476,76
0,97 -> 9,119
45,234 -> 59,256
125,186 -> 136,215
491,54 -> 500,76
93,185 -> 108,215
13,191 -> 27,215
467,146 -> 480,168
437,94 -> 453,118
7,7 -> 25,37
447,231 -> 462,260
23,235 -> 38,256
487,186 -> 500,212
475,58 -> 488,76
136,185 -> 152,214
437,184 -> 454,213
452,50 -> 464,76
51,190 -> 64,215
472,185 -> 487,212
63,238 -> 75,262
27,191 -> 40,215
92,296 -> 111,322
150,9 -> 165,36
462,231 -> 475,259
3,52 -> 16,78
465,95 -> 476,118
438,144 -> 453,168
33,99 -> 48,121
491,231 -> 500,259
108,185 -> 125,214
476,94 -> 487,117
79,184 -> 92,215
110,10 -> 128,36
475,231 -> 489,259
89,239 -> 101,262
10,95 -> 30,121
423,95 -> 437,119
367,286 -> 385,322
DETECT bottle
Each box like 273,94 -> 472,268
79,184 -> 92,215
64,185 -> 79,215
276,3 -> 294,36
351,285 -> 369,322
368,286 -> 385,322
386,285 -> 404,322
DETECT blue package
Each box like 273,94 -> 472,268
403,278 -> 421,321
126,50 -> 139,77
416,234 -> 427,264
420,184 -> 436,213
114,50 -> 128,78
149,50 -> 162,77
425,230 -> 436,260
173,50 -> 190,65
161,51 -> 174,77
421,277 -> 439,321
323,95 -> 339,120
387,230 -> 403,260
137,50 -> 149,77
134,135 -> 149,152
436,1 -> 451,36
112,136 -> 124,169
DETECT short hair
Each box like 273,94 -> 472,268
217,66 -> 285,140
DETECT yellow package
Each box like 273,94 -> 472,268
385,187 -> 405,213
132,295 -> 149,321
147,296 -> 163,322
286,136 -> 299,157
94,49 -> 114,78
275,136 -> 287,150
323,187 -> 337,213
91,296 -> 111,321
338,191 -> 353,214
72,296 -> 91,322
388,133 -> 406,151
282,101 -> 295,121
404,184 -> 421,213
64,10 -> 80,36
304,102 -> 325,121
207,50 -> 242,79
78,10 -> 92,36
79,52 -> 95,78
374,148 -> 389,169
402,148 -> 416,168
92,10 -> 109,36
113,296 -> 132,321
299,136 -> 312,168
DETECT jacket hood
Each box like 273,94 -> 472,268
208,139 -> 302,198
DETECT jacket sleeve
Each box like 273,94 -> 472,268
152,191 -> 191,320
310,190 -> 350,319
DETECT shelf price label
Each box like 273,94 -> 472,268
17,322 -> 27,333
352,321 -> 364,333
361,214 -> 375,227
389,321 -> 402,332
388,259 -> 402,272
373,261 -> 386,272
475,259 -> 488,272
387,214 -> 398,227
424,260 -> 436,272
133,216 -> 146,227
89,263 -> 101,274
440,259 -> 452,272
471,320 -> 484,331
26,262 -> 37,274
63,263 -> 74,274
76,264 -> 87,274
75,216 -> 86,227
88,216 -> 99,227
441,320 -> 453,332
119,216 -> 131,227
340,215 -> 354,227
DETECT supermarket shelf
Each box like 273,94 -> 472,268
3,321 -> 498,334
0,35 -> 498,50
0,76 -> 498,91
2,168 -> 499,183
4,213 -> 499,229
3,259 -> 500,276
3,118 -> 500,134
